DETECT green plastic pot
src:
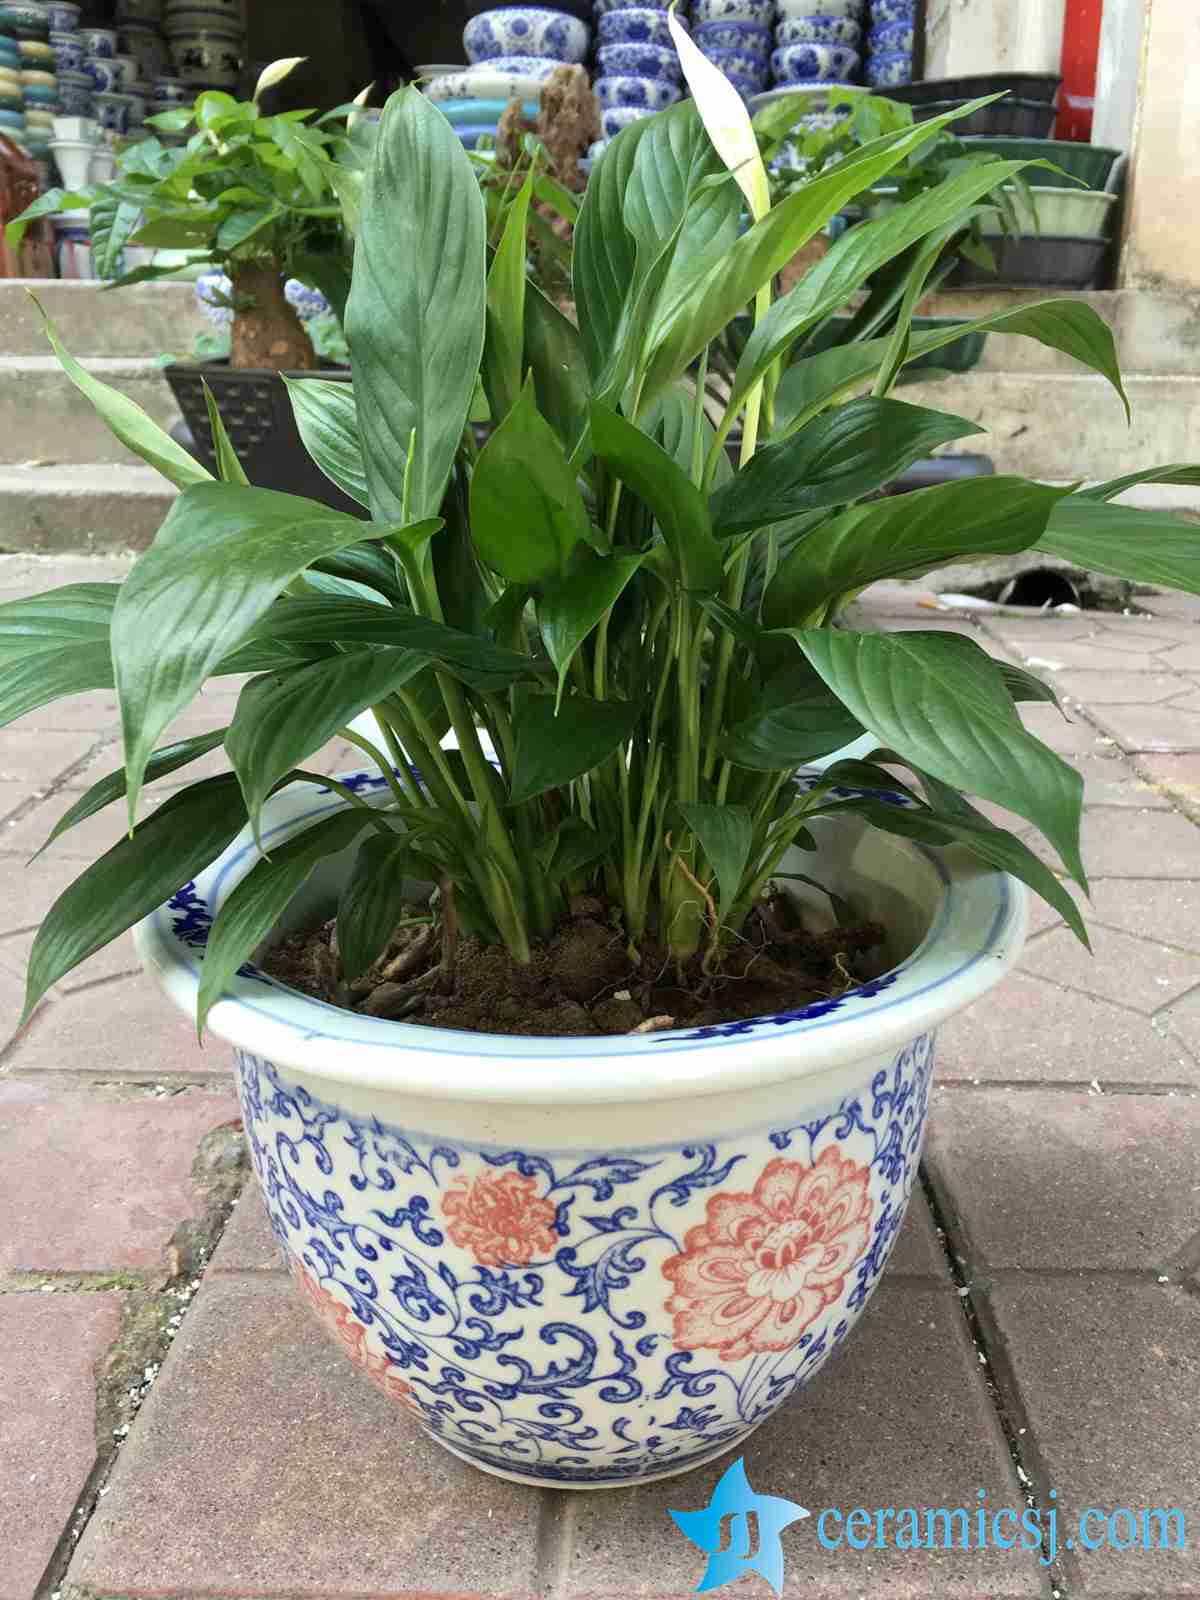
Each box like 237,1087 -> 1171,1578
960,137 -> 1121,192
981,185 -> 1119,239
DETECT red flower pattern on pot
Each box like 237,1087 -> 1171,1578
663,1148 -> 874,1359
441,1169 -> 558,1266
292,1263 -> 418,1412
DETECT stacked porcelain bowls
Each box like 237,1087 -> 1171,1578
593,0 -> 685,141
164,0 -> 244,94
422,7 -> 590,152
771,0 -> 861,89
863,0 -> 913,87
0,5 -> 31,152
689,0 -> 771,99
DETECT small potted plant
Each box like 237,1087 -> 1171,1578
7,58 -> 362,504
5,31 -> 1200,1488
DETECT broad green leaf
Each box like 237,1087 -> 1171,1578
537,549 -> 645,701
337,831 -> 419,981
283,377 -> 369,509
678,802 -> 754,920
775,299 -> 1130,437
589,403 -> 724,591
470,378 -> 591,584
1038,497 -> 1200,596
711,398 -> 982,538
763,476 -> 1069,625
22,776 -> 250,1020
540,817 -> 614,886
793,629 -> 1086,885
999,662 -> 1062,707
89,193 -> 143,280
523,278 -> 590,456
0,583 -> 116,652
309,539 -> 405,602
1077,464 -> 1200,502
202,381 -> 249,485
225,648 -> 427,836
510,691 -> 642,804
725,158 -> 1045,422
724,660 -> 865,770
483,169 -> 534,424
111,484 -> 407,819
5,187 -> 95,250
197,809 -> 373,1031
345,87 -> 486,522
31,300 -> 213,490
34,730 -> 229,858
0,643 -> 115,729
642,98 -> 1010,398
641,381 -> 734,488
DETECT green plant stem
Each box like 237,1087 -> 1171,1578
337,725 -> 414,810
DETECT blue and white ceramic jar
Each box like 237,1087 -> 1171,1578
594,72 -> 681,108
137,770 -> 1023,1488
865,49 -> 912,86
692,0 -> 774,23
45,1 -> 80,29
869,0 -> 913,20
80,26 -> 116,57
49,30 -> 83,72
775,13 -> 860,46
595,41 -> 681,81
596,7 -> 679,47
771,40 -> 859,80
867,18 -> 913,54
700,47 -> 769,86
593,0 -> 683,10
600,101 -> 659,136
55,68 -> 91,113
463,7 -> 590,65
692,18 -> 772,57
84,55 -> 120,91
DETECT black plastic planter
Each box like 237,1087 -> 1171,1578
959,136 -> 1121,191
946,234 -> 1110,290
882,73 -> 1061,106
911,98 -> 1057,137
164,361 -> 363,517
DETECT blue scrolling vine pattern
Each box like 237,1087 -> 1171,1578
234,1030 -> 935,1484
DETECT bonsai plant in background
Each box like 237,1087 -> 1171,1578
6,27 -> 1200,1487
7,58 -> 362,505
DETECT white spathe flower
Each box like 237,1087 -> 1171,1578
667,4 -> 769,223
253,56 -> 307,103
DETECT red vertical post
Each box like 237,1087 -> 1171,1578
1058,0 -> 1104,142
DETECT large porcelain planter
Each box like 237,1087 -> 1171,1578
135,769 -> 1024,1488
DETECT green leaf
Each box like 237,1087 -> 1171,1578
309,539 -> 405,603
283,377 -> 369,509
1038,496 -> 1200,595
763,476 -> 1069,625
640,381 -> 734,487
22,776 -> 250,1020
540,817 -> 615,886
723,660 -> 865,770
34,730 -> 229,859
775,299 -> 1130,437
712,398 -> 983,537
5,187 -> 95,250
510,691 -> 642,804
483,169 -> 534,425
89,194 -> 143,280
537,549 -> 645,701
793,629 -> 1086,885
523,278 -> 590,457
111,484 -> 400,819
642,98 -> 1012,398
337,830 -> 419,982
589,403 -> 724,591
470,378 -> 591,584
31,300 -> 213,490
345,87 -> 486,522
1076,464 -> 1200,502
572,112 -> 658,386
678,803 -> 753,921
225,648 -> 427,837
202,381 -> 249,485
197,809 -> 373,1031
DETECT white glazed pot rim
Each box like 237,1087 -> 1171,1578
135,767 -> 1027,1105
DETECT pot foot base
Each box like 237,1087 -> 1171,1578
431,1420 -> 765,1490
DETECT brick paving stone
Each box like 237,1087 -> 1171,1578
67,1273 -> 544,1597
0,728 -> 107,787
936,972 -> 1199,1088
924,1088 -> 1200,1271
1140,753 -> 1200,816
985,1279 -> 1199,1596
1027,807 -> 1200,879
0,786 -> 159,861
1083,876 -> 1200,949
1017,702 -> 1119,757
0,1291 -> 121,1600
1053,670 -> 1187,705
1068,754 -> 1172,809
0,924 -> 140,1001
0,1080 -> 238,1282
561,1287 -> 1043,1599
1155,989 -> 1200,1065
0,852 -> 92,935
1088,702 -> 1200,753
18,689 -> 122,731
1005,641 -> 1172,673
1154,640 -> 1200,671
208,1182 -> 284,1273
1019,923 -> 1200,1013
3,975 -> 231,1080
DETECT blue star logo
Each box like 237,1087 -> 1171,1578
669,1457 -> 809,1594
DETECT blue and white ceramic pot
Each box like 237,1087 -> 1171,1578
45,1 -> 81,29
692,18 -> 772,57
771,40 -> 859,81
692,0 -> 774,23
775,13 -> 860,46
595,41 -> 681,82
869,0 -> 913,20
697,47 -> 769,86
49,30 -> 84,72
136,770 -> 1024,1488
463,7 -> 589,65
596,8 -> 678,48
594,73 -> 681,109
867,18 -> 913,53
865,49 -> 912,87
593,0 -> 683,11
84,54 -> 120,91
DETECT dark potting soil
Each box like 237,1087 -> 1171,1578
262,894 -> 887,1037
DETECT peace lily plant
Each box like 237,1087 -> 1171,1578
7,40 -> 1200,1038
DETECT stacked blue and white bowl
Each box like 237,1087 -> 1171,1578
689,0 -> 772,100
770,0 -> 861,90
423,7 -> 591,152
593,0 -> 685,142
863,0 -> 913,88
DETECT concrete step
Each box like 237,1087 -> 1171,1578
0,357 -> 183,465
0,279 -> 208,358
0,464 -> 176,554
